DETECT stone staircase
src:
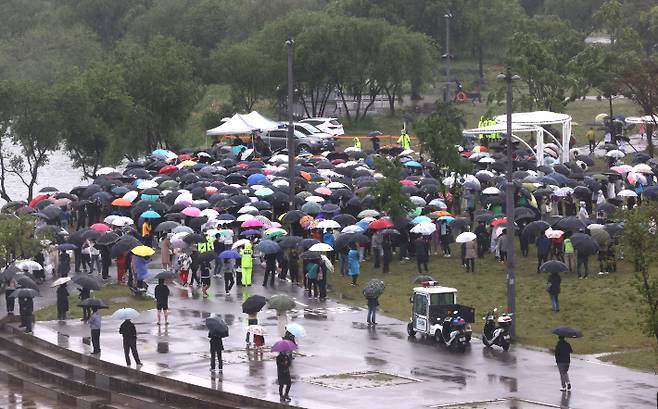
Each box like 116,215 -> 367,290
0,321 -> 301,409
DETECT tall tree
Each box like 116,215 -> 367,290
594,0 -> 624,45
367,157 -> 413,221
65,0 -> 149,47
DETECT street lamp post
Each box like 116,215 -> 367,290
443,12 -> 453,102
286,37 -> 295,210
497,66 -> 520,337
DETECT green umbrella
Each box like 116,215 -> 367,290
267,294 -> 296,312
363,279 -> 385,298
159,179 -> 179,189
589,228 -> 611,246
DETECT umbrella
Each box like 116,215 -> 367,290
78,299 -> 108,308
410,222 -> 436,235
412,275 -> 435,284
539,260 -> 569,274
58,243 -> 78,251
0,264 -> 18,281
8,288 -> 39,298
316,219 -> 341,229
219,250 -> 241,259
301,251 -> 321,260
308,243 -> 333,252
570,233 -> 600,256
15,260 -> 43,271
72,275 -> 102,290
232,239 -> 251,249
522,220 -> 550,238
90,223 -> 112,232
242,295 -> 267,314
247,325 -> 267,336
140,210 -> 161,219
110,308 -> 140,320
50,276 -> 72,287
206,317 -> 229,338
155,221 -> 180,232
455,232 -> 476,243
152,270 -> 177,280
267,294 -> 296,312
590,228 -> 611,246
131,245 -> 155,257
271,339 -> 298,353
96,232 -> 120,246
363,279 -> 385,298
277,236 -> 303,249
552,326 -> 583,338
16,276 -> 38,290
368,218 -> 394,230
255,240 -> 281,255
286,322 -> 306,338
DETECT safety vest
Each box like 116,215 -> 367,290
398,132 -> 411,150
241,243 -> 253,268
353,137 -> 361,150
197,237 -> 215,253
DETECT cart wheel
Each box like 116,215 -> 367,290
406,323 -> 416,337
502,341 -> 510,352
457,342 -> 466,353
434,330 -> 443,344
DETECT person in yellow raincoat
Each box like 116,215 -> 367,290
397,130 -> 411,150
240,241 -> 253,286
353,136 -> 361,150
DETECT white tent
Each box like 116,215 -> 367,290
625,115 -> 658,125
206,111 -> 280,136
463,123 -> 545,163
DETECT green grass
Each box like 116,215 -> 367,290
35,284 -> 155,321
599,349 -> 658,373
328,243 -> 657,356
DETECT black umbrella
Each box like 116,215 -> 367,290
0,264 -> 18,280
58,243 -> 78,251
155,221 -> 180,232
570,233 -> 600,256
183,233 -> 206,245
9,288 -> 39,298
197,251 -> 216,263
514,207 -> 537,222
539,260 -> 569,274
152,270 -> 177,280
78,298 -> 108,308
277,235 -> 303,249
332,214 -> 357,227
242,295 -> 267,314
603,223 -> 624,237
82,229 -> 103,242
412,275 -> 435,284
96,232 -> 120,246
334,233 -> 370,251
16,275 -> 38,290
301,251 -> 321,260
72,275 -> 102,290
552,326 -> 583,338
206,317 -> 229,338
299,238 -> 319,249
553,217 -> 587,231
522,220 -> 551,238
69,228 -> 92,246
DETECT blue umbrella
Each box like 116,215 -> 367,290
140,194 -> 159,201
438,216 -> 455,223
255,239 -> 281,254
231,145 -> 247,156
411,215 -> 431,225
286,322 -> 306,338
58,243 -> 78,251
219,250 -> 241,259
240,229 -> 261,236
91,191 -> 112,202
301,202 -> 321,214
112,186 -> 130,196
254,187 -> 274,197
356,220 -> 370,231
403,160 -> 422,168
247,173 -> 268,185
141,210 -> 161,219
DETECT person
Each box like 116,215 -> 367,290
382,234 -> 392,273
554,336 -> 573,391
209,331 -> 224,373
497,229 -> 508,262
397,129 -> 411,150
352,136 -> 361,150
371,230 -> 383,269
305,258 -> 320,298
475,221 -> 488,258
79,287 -> 91,321
200,261 -> 211,298
4,277 -> 16,315
550,236 -> 564,262
213,234 -> 225,277
536,235 -> 551,273
563,234 -> 575,273
347,245 -> 360,286
58,250 -> 71,277
221,257 -> 235,294
18,294 -> 34,333
276,352 -> 292,402
263,252 -> 277,287
577,251 -> 589,279
56,283 -> 69,321
577,201 -> 589,223
464,238 -> 476,272
365,293 -> 379,325
89,241 -> 101,274
89,307 -> 101,354
177,251 -> 191,286
288,249 -> 299,284
586,126 -> 596,153
464,190 -> 475,222
141,220 -> 153,247
370,132 -> 380,151
115,252 -> 126,283
240,242 -> 253,286
414,236 -> 429,274
119,318 -> 141,366
245,313 -> 258,345
99,245 -> 110,280
547,271 -> 561,312
161,234 -> 172,270
189,251 -> 201,288
439,221 -> 452,256
154,279 -> 170,325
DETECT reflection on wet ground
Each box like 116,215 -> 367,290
0,384 -> 75,409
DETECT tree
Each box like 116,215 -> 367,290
622,203 -> 658,345
366,157 -> 413,221
115,36 -> 202,151
571,44 -> 623,117
56,63 -> 140,178
415,103 -> 471,178
0,216 -> 41,265
65,0 -> 149,47
594,0 -> 624,45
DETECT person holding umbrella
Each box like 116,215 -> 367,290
414,235 -> 429,274
221,255 -> 236,294
18,292 -> 34,333
79,286 -> 91,321
155,279 -> 170,325
555,335 -> 573,391
263,252 -> 277,287
547,270 -> 562,312
365,292 -> 379,325
119,317 -> 142,366
89,307 -> 102,354
276,349 -> 293,402
56,281 -> 70,320
4,275 -> 16,315
206,316 -> 228,373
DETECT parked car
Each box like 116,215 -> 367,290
294,122 -> 336,143
300,117 -> 345,136
260,129 -> 334,153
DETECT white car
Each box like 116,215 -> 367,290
300,117 -> 345,136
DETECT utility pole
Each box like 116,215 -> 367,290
443,12 -> 453,102
286,37 -> 295,211
497,66 -> 520,337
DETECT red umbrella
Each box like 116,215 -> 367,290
29,194 -> 50,209
178,154 -> 194,161
400,180 -> 416,186
159,165 -> 178,174
91,223 -> 112,232
368,218 -> 394,230
491,217 -> 508,227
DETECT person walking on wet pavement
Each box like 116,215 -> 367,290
119,318 -> 142,366
555,336 -> 572,391
245,312 -> 258,346
276,352 -> 292,402
57,283 -> 69,321
18,294 -> 34,333
221,257 -> 235,294
365,293 -> 379,325
4,277 -> 16,315
89,307 -> 101,354
79,286 -> 91,321
240,241 -> 253,286
263,252 -> 277,287
200,261 -> 211,298
209,330 -> 223,373
154,279 -> 170,325
414,235 -> 429,274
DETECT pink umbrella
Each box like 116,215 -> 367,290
182,207 -> 201,217
241,219 -> 264,228
400,180 -> 416,186
314,187 -> 332,196
611,165 -> 632,174
90,223 -> 111,232
545,229 -> 564,239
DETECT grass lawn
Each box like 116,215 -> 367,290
35,284 -> 155,321
599,348 -> 658,373
327,243 -> 657,358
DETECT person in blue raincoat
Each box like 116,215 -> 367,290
134,255 -> 150,291
347,244 -> 360,286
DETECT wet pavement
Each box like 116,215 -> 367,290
0,382 -> 75,409
15,268 -> 656,409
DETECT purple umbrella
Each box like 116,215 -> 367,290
240,229 -> 262,236
271,339 -> 298,353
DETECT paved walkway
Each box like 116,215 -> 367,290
7,263 -> 654,409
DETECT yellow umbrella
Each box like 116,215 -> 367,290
595,113 -> 609,122
131,245 -> 155,257
177,160 -> 197,169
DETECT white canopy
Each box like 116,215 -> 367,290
206,111 -> 280,136
495,111 -> 571,125
625,115 -> 658,124
463,123 -> 540,135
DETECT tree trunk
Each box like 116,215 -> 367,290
336,83 -> 352,121
478,42 -> 484,80
608,96 -> 613,118
648,123 -> 654,158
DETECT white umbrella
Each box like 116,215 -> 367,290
316,220 -> 341,229
358,209 -> 380,218
96,167 -> 117,175
587,223 -> 605,230
409,196 -> 427,206
137,180 -> 158,190
103,215 -> 118,225
50,276 -> 72,287
428,199 -> 447,209
455,232 -> 477,243
545,228 -> 564,239
341,225 -> 364,234
482,187 -> 501,195
109,216 -> 134,227
410,222 -> 436,235
617,189 -> 638,197
478,157 -> 496,164
309,243 -> 333,252
232,239 -> 251,249
305,195 -> 325,203
632,163 -> 653,174
15,260 -> 43,271
123,190 -> 139,203
200,209 -> 219,219
236,214 -> 256,222
110,308 -> 140,320
554,187 -> 574,198
606,150 -> 625,159
238,205 -> 259,214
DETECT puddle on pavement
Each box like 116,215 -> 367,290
0,384 -> 76,409
305,370 -> 421,390
364,355 -> 387,366
433,398 -> 562,408
410,367 -> 471,386
197,348 -> 308,364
